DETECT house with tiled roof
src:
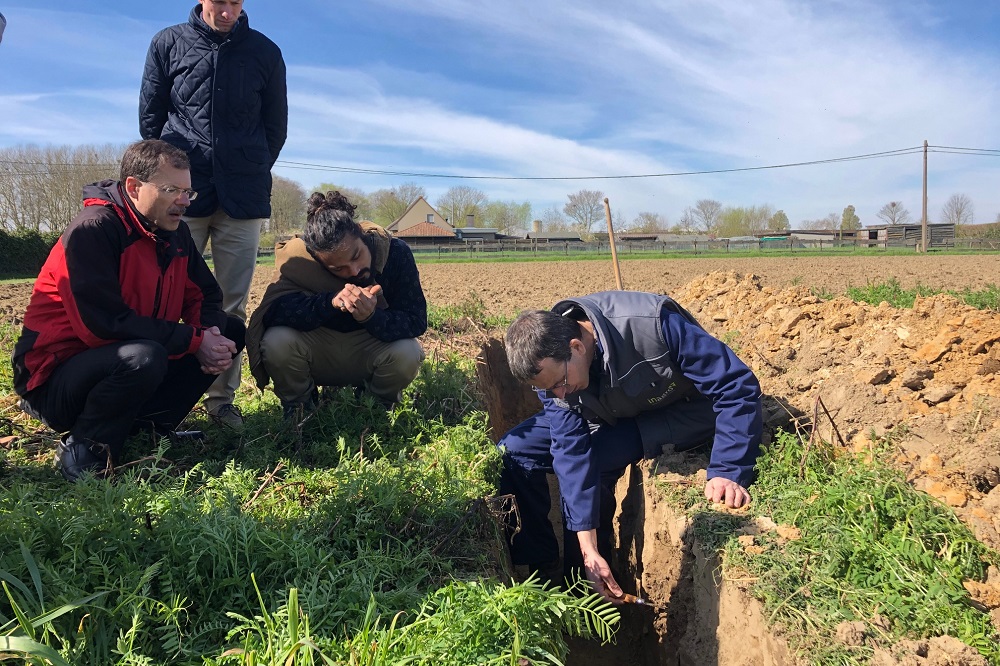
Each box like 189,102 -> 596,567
386,197 -> 456,244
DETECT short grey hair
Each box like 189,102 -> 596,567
119,139 -> 190,182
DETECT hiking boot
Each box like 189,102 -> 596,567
281,395 -> 319,425
209,404 -> 244,432
282,400 -> 317,424
56,435 -> 111,482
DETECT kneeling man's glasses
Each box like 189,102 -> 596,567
532,359 -> 569,393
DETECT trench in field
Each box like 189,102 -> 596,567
558,464 -> 791,666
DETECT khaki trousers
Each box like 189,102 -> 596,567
260,326 -> 424,405
186,209 -> 265,411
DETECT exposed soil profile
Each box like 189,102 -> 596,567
553,268 -> 1000,665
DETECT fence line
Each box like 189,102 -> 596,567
406,237 -> 1000,258
204,237 -> 999,261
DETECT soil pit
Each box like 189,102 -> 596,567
466,264 -> 1000,664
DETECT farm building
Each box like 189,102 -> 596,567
857,223 -> 955,248
455,227 -> 501,242
386,197 -> 457,245
524,232 -> 584,242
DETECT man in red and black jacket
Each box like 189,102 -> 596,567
11,139 -> 245,481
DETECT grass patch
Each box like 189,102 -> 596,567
0,350 -> 618,664
427,291 -> 512,332
705,429 -> 1000,664
846,278 -> 1000,311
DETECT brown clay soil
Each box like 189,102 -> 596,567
3,252 -> 1000,663
411,254 -> 1000,317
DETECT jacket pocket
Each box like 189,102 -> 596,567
242,146 -> 271,164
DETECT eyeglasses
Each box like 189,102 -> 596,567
142,181 -> 198,200
531,359 -> 569,393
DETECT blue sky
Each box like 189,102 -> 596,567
2,1 -> 999,228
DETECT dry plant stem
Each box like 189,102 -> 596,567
801,394 -> 848,478
244,462 -> 285,510
490,493 -> 521,539
430,498 -> 484,556
749,342 -> 785,373
115,455 -> 174,473
262,481 -> 307,507
817,396 -> 847,448
429,495 -> 518,557
464,315 -> 489,341
800,397 -> 821,480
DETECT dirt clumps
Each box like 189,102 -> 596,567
872,636 -> 990,666
672,271 -> 1000,551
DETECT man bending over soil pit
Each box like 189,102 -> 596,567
500,290 -> 763,602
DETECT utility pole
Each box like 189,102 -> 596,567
921,139 -> 928,253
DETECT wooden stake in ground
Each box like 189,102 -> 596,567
603,197 -> 625,291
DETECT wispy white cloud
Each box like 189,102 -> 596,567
3,0 -> 1000,225
290,0 -> 1000,221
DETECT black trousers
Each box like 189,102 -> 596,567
20,316 -> 245,460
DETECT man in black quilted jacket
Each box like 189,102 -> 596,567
140,0 -> 287,432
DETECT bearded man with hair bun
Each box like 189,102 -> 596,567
246,191 -> 427,418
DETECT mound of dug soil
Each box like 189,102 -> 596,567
671,271 -> 1000,551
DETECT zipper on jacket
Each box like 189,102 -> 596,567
152,276 -> 164,319
152,237 -> 171,318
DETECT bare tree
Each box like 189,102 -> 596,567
747,204 -> 775,235
629,211 -> 668,233
313,182 -> 372,221
563,189 -> 605,235
269,175 -> 306,236
482,200 -> 532,235
0,144 -> 121,233
877,201 -> 911,225
540,206 -> 569,232
940,193 -> 974,228
394,182 -> 426,211
690,199 -> 723,233
797,213 -> 839,231
368,182 -> 425,227
436,186 -> 489,227
676,209 -> 699,233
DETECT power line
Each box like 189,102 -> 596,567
273,146 -> 926,181
3,143 -> 999,182
929,144 -> 1000,155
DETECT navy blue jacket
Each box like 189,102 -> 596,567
140,5 -> 287,220
541,302 -> 762,532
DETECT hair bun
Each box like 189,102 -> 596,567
307,190 -> 357,220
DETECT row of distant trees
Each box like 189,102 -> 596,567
1,144 -> 998,240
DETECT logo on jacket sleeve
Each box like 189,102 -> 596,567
647,382 -> 677,405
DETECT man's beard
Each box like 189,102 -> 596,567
347,269 -> 373,286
